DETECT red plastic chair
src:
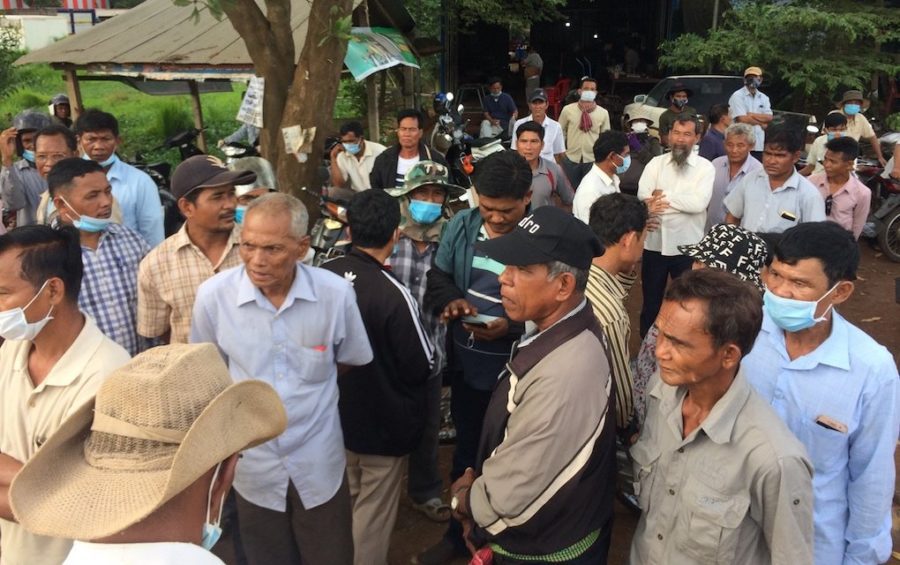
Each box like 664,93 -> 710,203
555,78 -> 572,100
545,87 -> 562,119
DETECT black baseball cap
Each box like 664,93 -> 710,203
475,207 -> 604,271
171,155 -> 257,200
529,88 -> 548,102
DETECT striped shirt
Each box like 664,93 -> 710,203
78,223 -> 150,356
137,223 -> 242,343
585,264 -> 637,429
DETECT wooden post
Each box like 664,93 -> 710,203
366,74 -> 380,142
188,81 -> 207,152
63,68 -> 84,121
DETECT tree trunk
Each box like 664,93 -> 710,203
220,0 -> 352,225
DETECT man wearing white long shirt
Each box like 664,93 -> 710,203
637,114 -> 714,337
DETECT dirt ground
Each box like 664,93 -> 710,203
388,242 -> 900,565
213,242 -> 899,565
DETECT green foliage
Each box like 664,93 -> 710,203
153,102 -> 194,138
333,76 -> 366,119
886,113 -> 900,132
318,5 -> 352,47
454,0 -> 567,32
658,1 -> 900,105
0,20 -> 24,97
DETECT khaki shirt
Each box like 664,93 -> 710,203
629,369 -> 814,565
831,110 -> 875,141
558,102 -> 611,163
0,316 -> 130,565
137,223 -> 242,343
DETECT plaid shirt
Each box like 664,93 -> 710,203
137,223 -> 242,344
389,236 -> 445,376
78,223 -> 150,356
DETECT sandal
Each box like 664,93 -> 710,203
411,497 -> 451,522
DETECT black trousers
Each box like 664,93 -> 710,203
639,250 -> 694,337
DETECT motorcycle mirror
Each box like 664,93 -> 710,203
457,104 -> 464,114
446,92 -> 454,102
806,125 -> 819,134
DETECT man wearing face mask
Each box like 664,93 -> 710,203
0,224 -> 130,565
742,221 -> 899,565
799,113 -> 848,177
229,156 -> 278,225
49,158 -> 150,356
657,84 -> 697,148
573,131 -> 629,223
0,110 -> 53,227
9,343 -> 287,565
480,78 -> 518,140
330,121 -> 387,192
75,109 -> 164,246
831,90 -> 886,166
729,67 -> 773,159
558,76 -> 611,190
387,162 -> 466,526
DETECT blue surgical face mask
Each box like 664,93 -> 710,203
580,90 -> 597,102
615,153 -> 632,175
234,205 -> 247,224
843,103 -> 861,116
59,196 -> 113,233
201,463 -> 225,551
826,131 -> 842,141
763,284 -> 839,332
342,142 -> 361,155
84,152 -> 118,167
22,149 -> 35,163
408,199 -> 443,224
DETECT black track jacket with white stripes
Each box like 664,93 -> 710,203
321,247 -> 434,456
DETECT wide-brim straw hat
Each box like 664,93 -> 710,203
10,343 -> 287,540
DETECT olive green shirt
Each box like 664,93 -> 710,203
658,106 -> 697,136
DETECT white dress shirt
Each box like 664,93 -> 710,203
637,151 -> 715,256
573,165 -> 620,223
511,115 -> 566,161
335,140 -> 387,191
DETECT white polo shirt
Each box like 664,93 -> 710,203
573,165 -> 620,223
0,316 -> 130,565
335,140 -> 387,191
511,115 -> 566,161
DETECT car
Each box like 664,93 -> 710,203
621,75 -> 744,134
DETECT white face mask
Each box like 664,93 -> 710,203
631,122 -> 648,134
0,280 -> 54,342
200,462 -> 226,551
580,90 -> 597,102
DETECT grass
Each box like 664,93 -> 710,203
1,64 -> 372,167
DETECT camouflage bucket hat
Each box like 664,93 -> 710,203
386,160 -> 466,198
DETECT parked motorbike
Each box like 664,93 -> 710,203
859,154 -> 900,262
309,193 -> 350,266
129,128 -> 206,237
430,92 -> 505,208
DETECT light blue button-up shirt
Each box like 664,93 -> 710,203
190,263 -> 373,511
743,310 -> 899,565
706,154 -> 762,229
728,86 -> 772,152
724,169 -> 825,233
106,158 -> 164,247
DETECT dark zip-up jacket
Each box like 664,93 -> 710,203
469,302 -> 617,556
321,248 -> 434,455
369,142 -> 448,190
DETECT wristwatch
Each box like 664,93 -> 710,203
451,486 -> 469,513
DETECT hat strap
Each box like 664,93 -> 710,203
91,411 -> 187,445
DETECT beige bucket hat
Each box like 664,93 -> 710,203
10,343 -> 287,540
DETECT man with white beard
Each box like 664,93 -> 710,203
636,114 -> 714,338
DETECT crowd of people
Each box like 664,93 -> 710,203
0,64 -> 898,565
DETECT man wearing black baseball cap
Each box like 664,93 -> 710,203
137,154 -> 257,345
511,88 -> 566,163
448,206 -> 618,564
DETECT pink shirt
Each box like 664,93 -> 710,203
808,173 -> 871,239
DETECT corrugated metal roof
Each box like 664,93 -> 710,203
16,0 -> 314,69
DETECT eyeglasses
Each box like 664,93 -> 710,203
825,195 -> 833,216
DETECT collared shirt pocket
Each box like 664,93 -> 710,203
676,475 -> 750,564
630,440 -> 661,513
801,416 -> 847,472
288,346 -> 333,384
